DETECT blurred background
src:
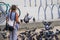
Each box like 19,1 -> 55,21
0,0 -> 60,22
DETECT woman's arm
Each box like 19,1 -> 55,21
16,13 -> 20,24
6,13 -> 9,23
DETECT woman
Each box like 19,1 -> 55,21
6,5 -> 20,40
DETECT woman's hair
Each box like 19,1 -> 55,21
11,5 -> 17,11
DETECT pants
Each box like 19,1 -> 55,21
9,28 -> 17,40
9,23 -> 19,40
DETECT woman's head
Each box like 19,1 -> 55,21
10,5 -> 17,11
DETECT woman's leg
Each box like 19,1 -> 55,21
9,31 -> 13,40
13,23 -> 19,40
13,28 -> 17,40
